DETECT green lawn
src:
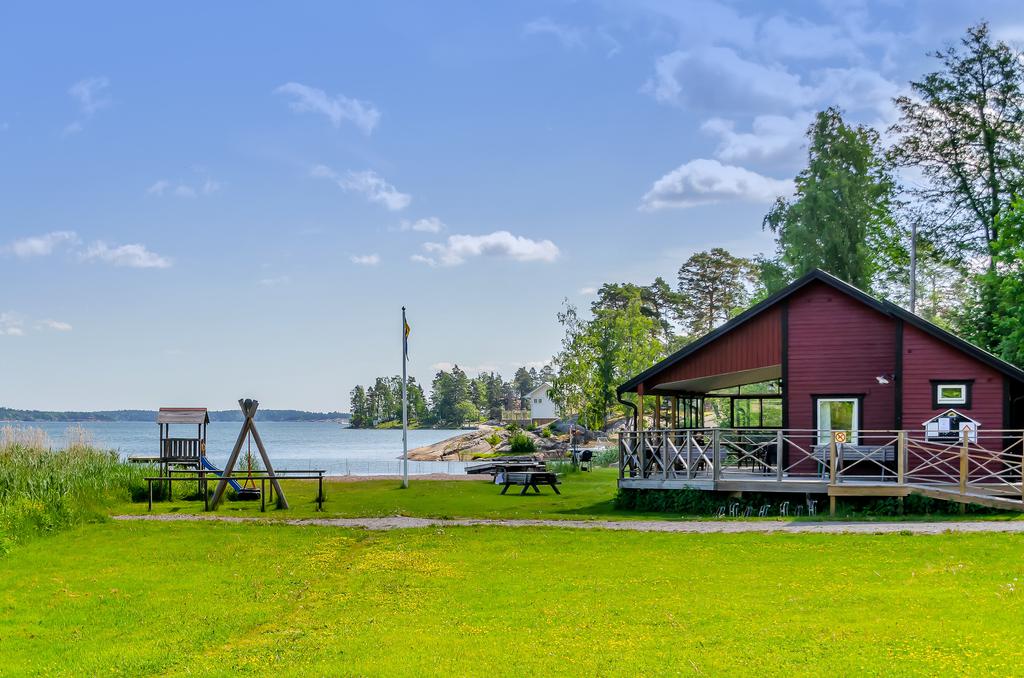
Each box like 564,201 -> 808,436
117,468 -> 632,521
2,520 -> 1024,676
116,468 -> 1022,523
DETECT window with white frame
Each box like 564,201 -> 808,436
935,383 -> 968,405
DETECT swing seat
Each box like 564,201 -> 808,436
233,487 -> 262,501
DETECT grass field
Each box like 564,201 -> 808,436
117,468 -> 630,521
117,468 -> 1022,523
3,520 -> 1024,676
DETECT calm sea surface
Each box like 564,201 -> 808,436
17,421 -> 468,475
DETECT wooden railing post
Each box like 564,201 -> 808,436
775,429 -> 784,483
639,431 -> 647,479
712,428 -> 721,484
829,438 -> 838,485
686,430 -> 694,480
897,431 -> 906,486
960,429 -> 969,496
618,435 -> 624,480
662,429 -> 669,480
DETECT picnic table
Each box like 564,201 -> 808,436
465,457 -> 545,476
498,470 -> 561,495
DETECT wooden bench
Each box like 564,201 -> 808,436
812,444 -> 896,477
498,471 -> 561,495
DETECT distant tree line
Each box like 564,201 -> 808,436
0,408 -> 350,423
348,364 -> 555,429
550,22 -> 1024,429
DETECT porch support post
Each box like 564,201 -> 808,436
662,431 -> 669,480
671,397 -> 678,430
897,431 -> 906,485
712,428 -> 721,484
655,396 -> 661,430
776,429 -> 784,482
686,430 -> 694,480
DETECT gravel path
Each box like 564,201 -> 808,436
113,513 -> 1024,534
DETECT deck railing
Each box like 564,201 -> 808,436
619,428 -> 1024,501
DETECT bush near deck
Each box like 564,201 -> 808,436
2,521 -> 1024,676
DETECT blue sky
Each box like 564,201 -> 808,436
2,1 -> 1022,411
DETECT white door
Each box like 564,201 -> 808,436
817,398 -> 858,445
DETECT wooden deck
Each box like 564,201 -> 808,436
619,428 -> 1024,513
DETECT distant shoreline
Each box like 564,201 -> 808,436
0,407 -> 351,424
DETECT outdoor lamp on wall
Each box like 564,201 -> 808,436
875,375 -> 892,385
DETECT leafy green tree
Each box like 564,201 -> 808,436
513,367 -> 535,409
985,198 -> 1024,367
349,385 -> 370,428
889,22 -> 1024,348
763,107 -> 900,293
676,248 -> 754,336
551,289 -> 664,429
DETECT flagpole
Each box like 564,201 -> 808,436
401,306 -> 409,489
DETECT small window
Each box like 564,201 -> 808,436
936,383 -> 968,406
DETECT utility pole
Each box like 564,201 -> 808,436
909,220 -> 918,314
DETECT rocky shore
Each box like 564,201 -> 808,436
406,425 -> 566,461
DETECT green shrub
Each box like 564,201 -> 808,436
591,449 -> 618,467
0,426 -> 150,555
485,433 -> 502,448
508,432 -> 536,454
539,428 -> 552,438
505,422 -> 521,434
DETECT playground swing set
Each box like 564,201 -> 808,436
144,398 -> 326,512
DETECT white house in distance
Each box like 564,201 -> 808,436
526,382 -> 557,426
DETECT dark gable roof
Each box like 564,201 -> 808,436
618,268 -> 1024,394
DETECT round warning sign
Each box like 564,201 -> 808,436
833,431 -> 848,443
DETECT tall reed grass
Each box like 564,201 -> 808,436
0,425 -> 151,554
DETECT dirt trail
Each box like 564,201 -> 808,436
113,514 -> 1024,535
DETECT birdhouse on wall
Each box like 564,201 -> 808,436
923,409 -> 979,443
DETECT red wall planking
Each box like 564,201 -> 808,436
901,323 -> 1004,431
786,281 -> 897,432
648,306 -> 781,389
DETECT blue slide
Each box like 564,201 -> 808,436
200,456 -> 244,492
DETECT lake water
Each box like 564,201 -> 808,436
15,421 -> 469,475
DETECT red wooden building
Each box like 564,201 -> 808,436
616,269 -> 1024,512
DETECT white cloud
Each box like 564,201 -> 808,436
524,18 -> 586,49
757,15 -> 862,60
578,286 -> 597,296
69,77 -> 111,115
258,275 -> 291,287
644,46 -> 900,120
644,47 -> 819,113
0,312 -> 24,337
7,231 -> 78,258
311,165 -> 411,211
39,319 -> 72,332
701,113 -> 812,165
147,177 -> 220,198
415,231 -> 560,266
400,217 -> 444,233
64,76 -> 111,135
81,242 -> 172,269
350,254 -> 380,266
640,159 -> 792,210
275,82 -> 380,135
523,17 -> 621,56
